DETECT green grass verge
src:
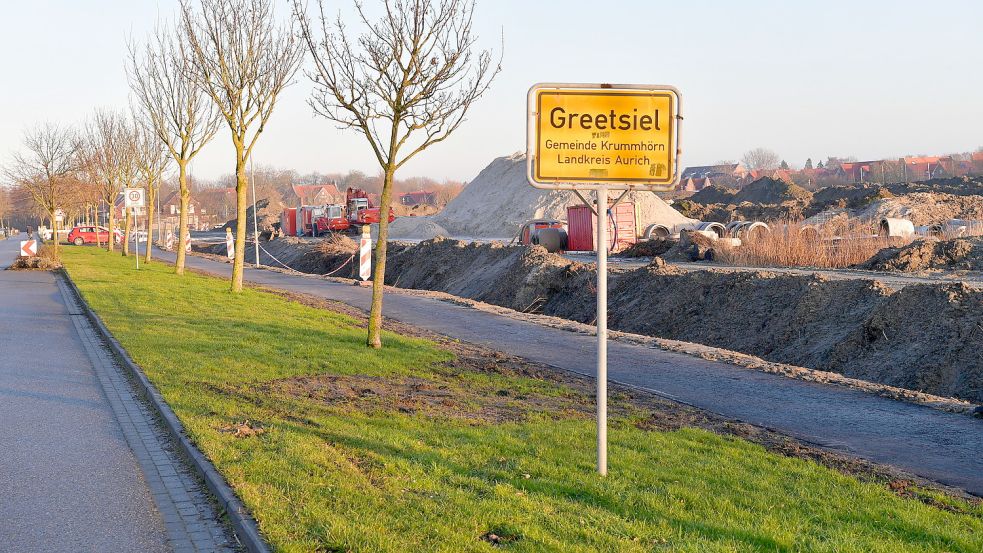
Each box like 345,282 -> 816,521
63,247 -> 983,552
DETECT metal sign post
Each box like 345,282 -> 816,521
526,83 -> 681,476
134,207 -> 139,270
123,188 -> 146,270
595,185 -> 608,475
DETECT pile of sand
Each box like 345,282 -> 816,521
388,153 -> 697,239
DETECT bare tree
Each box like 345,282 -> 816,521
181,0 -> 304,291
741,147 -> 781,171
4,123 -> 78,253
128,21 -> 220,274
132,121 -> 170,263
294,0 -> 501,348
0,186 -> 10,231
82,110 -> 137,253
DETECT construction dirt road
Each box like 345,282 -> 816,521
155,247 -> 983,497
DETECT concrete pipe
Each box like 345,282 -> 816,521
799,225 -> 820,241
739,221 -> 770,241
725,221 -> 748,238
643,224 -> 671,239
696,221 -> 727,239
915,224 -> 944,238
879,218 -> 915,238
944,219 -> 983,237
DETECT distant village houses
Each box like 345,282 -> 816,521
678,152 -> 983,191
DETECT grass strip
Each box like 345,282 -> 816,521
63,247 -> 983,552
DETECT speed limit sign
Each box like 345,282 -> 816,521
124,188 -> 146,208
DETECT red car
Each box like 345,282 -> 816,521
67,225 -> 123,246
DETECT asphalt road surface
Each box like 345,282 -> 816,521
155,247 -> 983,496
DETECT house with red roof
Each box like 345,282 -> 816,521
292,183 -> 344,205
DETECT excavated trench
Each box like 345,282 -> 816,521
199,237 -> 983,402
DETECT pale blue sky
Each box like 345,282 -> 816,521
2,0 -> 982,182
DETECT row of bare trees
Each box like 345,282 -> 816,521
3,0 -> 498,349
3,112 -> 173,258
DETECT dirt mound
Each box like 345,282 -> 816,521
386,238 -> 596,316
888,176 -> 983,197
223,198 -> 283,236
389,153 -> 696,239
734,177 -> 813,204
195,235 -> 357,275
674,199 -> 808,223
619,238 -> 676,258
859,238 -> 979,272
689,185 -> 736,205
807,184 -> 894,215
857,192 -> 983,225
379,239 -> 983,401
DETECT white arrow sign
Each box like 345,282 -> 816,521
20,240 -> 37,257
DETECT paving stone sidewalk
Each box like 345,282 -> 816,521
0,236 -> 240,553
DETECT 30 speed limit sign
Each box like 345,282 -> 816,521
124,188 -> 146,208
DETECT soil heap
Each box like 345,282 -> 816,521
388,153 -> 697,239
689,185 -> 736,205
859,238 -> 982,272
732,177 -> 813,204
223,198 -> 284,236
382,239 -> 983,402
196,234 -> 357,274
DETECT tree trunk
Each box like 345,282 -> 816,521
145,182 -> 156,264
51,213 -> 59,255
107,203 -> 116,253
122,209 -> 132,256
231,151 -> 248,293
366,167 -> 396,349
175,162 -> 190,275
96,203 -> 102,249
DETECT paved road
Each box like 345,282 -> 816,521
0,236 -> 235,552
155,247 -> 983,496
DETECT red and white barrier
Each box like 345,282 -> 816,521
359,226 -> 371,281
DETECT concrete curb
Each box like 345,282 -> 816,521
59,269 -> 271,553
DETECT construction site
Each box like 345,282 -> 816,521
189,152 -> 983,406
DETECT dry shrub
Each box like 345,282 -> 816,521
716,221 -> 912,269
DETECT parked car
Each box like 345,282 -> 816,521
67,225 -> 123,245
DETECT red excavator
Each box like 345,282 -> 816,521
310,187 -> 395,236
